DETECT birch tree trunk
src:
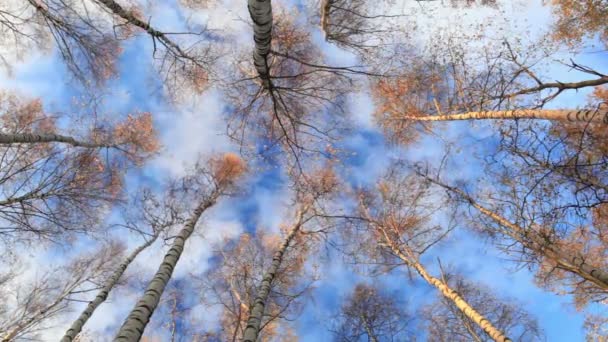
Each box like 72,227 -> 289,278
382,241 -> 511,342
407,257 -> 511,342
360,315 -> 379,342
247,0 -> 273,88
320,0 -> 331,40
0,133 -> 114,148
400,109 -> 608,124
474,204 -> 608,289
61,233 -> 160,342
114,193 -> 219,341
241,210 -> 305,342
424,176 -> 608,290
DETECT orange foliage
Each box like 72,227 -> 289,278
71,152 -> 123,199
95,35 -> 123,81
210,231 -> 303,341
535,205 -> 608,309
113,112 -> 160,162
584,314 -> 608,341
187,65 -> 209,94
211,152 -> 247,186
1,95 -> 55,134
273,14 -> 311,53
551,86 -> 608,160
592,86 -> 608,107
551,0 -> 608,47
307,167 -> 338,196
372,78 -> 429,145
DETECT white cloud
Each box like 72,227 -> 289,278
152,88 -> 233,176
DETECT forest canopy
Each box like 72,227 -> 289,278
0,0 -> 607,341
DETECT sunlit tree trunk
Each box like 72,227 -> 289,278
381,238 -> 511,342
360,315 -> 379,342
424,175 -> 608,290
247,0 -> 273,87
400,109 -> 608,124
61,233 -> 161,342
114,192 -> 219,341
474,203 -> 608,289
320,0 -> 331,40
242,210 -> 305,342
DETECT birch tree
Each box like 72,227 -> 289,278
61,189 -> 182,342
114,153 -> 246,341
371,26 -> 608,141
0,93 -> 158,244
238,6 -> 376,162
199,230 -> 311,341
241,167 -> 338,342
418,171 -> 608,307
0,0 -> 122,84
331,283 -> 415,342
90,0 -> 215,96
346,167 -> 512,342
0,0 -> 213,94
315,0 -> 408,59
0,242 -> 123,341
422,273 -> 543,342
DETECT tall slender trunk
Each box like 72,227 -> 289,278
399,109 -> 608,124
379,235 -> 511,342
320,0 -> 331,40
60,233 -> 160,342
114,192 -> 219,341
360,315 -> 378,342
423,175 -> 608,290
407,256 -> 511,342
475,203 -> 608,289
0,133 -> 114,148
247,0 -> 273,88
242,210 -> 305,342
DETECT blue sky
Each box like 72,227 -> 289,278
0,0 -> 606,340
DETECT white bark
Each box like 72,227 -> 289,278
426,176 -> 608,290
400,109 -> 608,124
247,0 -> 273,88
241,210 -> 305,342
0,133 -> 114,148
60,234 -> 160,342
114,193 -> 219,341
